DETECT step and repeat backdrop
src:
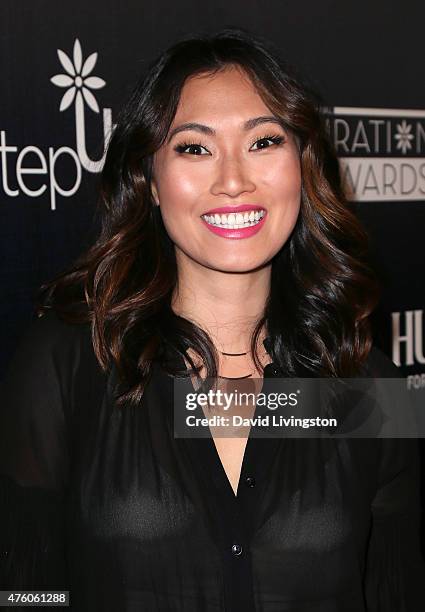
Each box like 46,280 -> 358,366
1,0 -> 424,524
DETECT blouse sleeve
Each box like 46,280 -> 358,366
363,348 -> 425,611
0,310 -> 83,592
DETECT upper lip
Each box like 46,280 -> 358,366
201,204 -> 266,216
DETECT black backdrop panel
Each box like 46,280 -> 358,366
1,0 -> 424,542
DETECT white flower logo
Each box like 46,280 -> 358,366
394,120 -> 414,155
50,38 -> 112,173
50,38 -> 105,113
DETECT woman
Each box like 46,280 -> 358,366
1,27 -> 424,611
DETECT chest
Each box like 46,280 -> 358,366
67,360 -> 380,606
69,424 -> 375,604
71,405 -> 374,545
211,435 -> 249,495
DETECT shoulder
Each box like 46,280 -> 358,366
362,345 -> 400,378
2,309 -> 105,408
26,308 -> 91,345
1,308 -> 108,426
346,344 -> 417,489
5,309 -> 93,374
359,346 -> 421,500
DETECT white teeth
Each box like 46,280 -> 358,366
202,209 -> 266,229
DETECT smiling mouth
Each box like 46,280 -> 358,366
200,209 -> 266,229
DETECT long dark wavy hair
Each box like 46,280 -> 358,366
36,27 -> 381,408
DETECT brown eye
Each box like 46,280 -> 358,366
250,135 -> 285,151
174,142 -> 209,155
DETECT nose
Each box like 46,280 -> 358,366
210,153 -> 256,198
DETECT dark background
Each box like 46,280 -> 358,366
1,0 -> 424,544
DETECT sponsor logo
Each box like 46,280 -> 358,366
392,309 -> 425,369
326,107 -> 425,202
0,39 -> 113,210
50,38 -> 113,174
388,309 -> 425,392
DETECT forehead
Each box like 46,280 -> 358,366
172,66 -> 270,122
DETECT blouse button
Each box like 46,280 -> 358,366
231,543 -> 243,556
245,476 -> 256,488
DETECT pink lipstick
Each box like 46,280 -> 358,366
201,210 -> 267,239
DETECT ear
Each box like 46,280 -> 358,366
151,179 -> 160,207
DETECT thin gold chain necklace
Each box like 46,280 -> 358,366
218,349 -> 253,379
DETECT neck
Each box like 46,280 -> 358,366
172,254 -> 271,352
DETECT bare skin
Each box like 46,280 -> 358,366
151,65 -> 302,495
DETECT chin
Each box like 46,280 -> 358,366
207,260 -> 269,274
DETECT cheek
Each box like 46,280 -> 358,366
159,166 -> 207,217
155,171 -> 201,245
162,174 -> 189,204
263,155 -> 302,201
263,156 -> 302,244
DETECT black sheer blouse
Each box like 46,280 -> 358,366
0,310 -> 424,611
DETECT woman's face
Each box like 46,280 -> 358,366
151,65 -> 302,273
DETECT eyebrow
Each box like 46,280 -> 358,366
166,115 -> 285,144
